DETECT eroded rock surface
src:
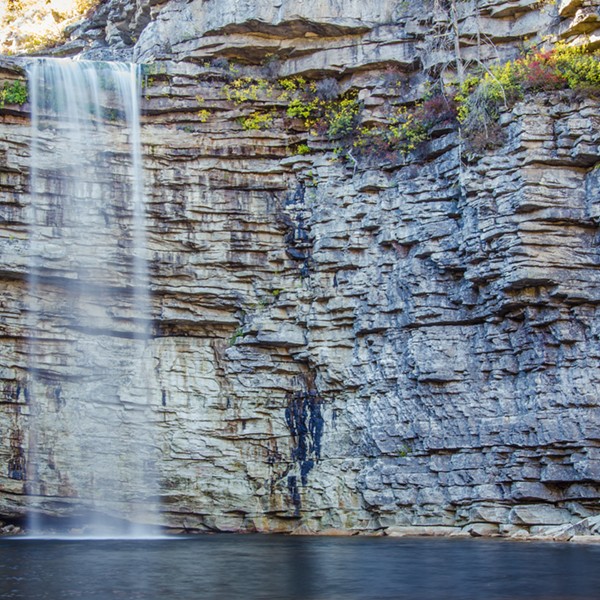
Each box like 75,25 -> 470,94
0,0 -> 600,538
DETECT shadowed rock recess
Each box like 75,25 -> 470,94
1,0 -> 600,540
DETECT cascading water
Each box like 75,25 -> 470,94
25,59 -> 160,537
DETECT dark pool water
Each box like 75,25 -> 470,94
1,535 -> 599,600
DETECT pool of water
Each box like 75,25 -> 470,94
1,535 -> 599,599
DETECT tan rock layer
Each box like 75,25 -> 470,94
0,2 -> 599,538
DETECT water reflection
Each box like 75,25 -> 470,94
0,535 -> 599,599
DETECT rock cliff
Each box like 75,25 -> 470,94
1,0 -> 600,540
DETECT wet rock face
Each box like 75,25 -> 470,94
1,1 -> 600,537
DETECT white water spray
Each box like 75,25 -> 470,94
25,59 -> 159,537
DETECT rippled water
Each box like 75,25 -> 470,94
1,535 -> 599,599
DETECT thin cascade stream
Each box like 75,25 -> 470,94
25,58 -> 160,537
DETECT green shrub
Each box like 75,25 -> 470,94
239,110 -> 276,130
224,70 -> 364,149
286,97 -> 324,130
553,43 -> 600,91
291,143 -> 311,155
456,43 -> 600,152
225,76 -> 274,103
0,80 -> 27,108
325,93 -> 361,140
197,109 -> 210,123
353,93 -> 457,159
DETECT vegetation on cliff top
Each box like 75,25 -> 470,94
212,41 -> 600,161
457,42 -> 600,151
0,0 -> 99,54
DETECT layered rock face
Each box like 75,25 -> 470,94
1,0 -> 600,539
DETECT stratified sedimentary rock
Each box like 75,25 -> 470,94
0,0 -> 599,540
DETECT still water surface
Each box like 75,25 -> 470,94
1,535 -> 599,600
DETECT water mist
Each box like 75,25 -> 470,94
25,59 -> 160,537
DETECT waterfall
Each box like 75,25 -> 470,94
25,59 -> 160,537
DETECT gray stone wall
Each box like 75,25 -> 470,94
1,0 -> 600,540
